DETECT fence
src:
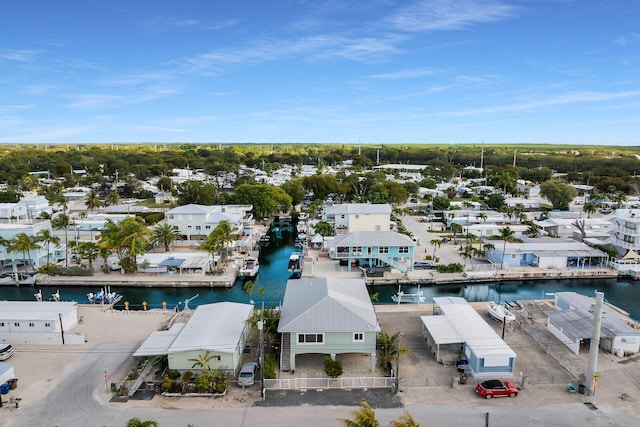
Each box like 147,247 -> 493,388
264,376 -> 395,391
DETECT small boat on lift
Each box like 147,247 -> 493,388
288,251 -> 304,278
487,301 -> 516,322
87,287 -> 123,305
392,285 -> 426,304
51,289 -> 60,302
34,289 -> 42,302
238,256 -> 259,278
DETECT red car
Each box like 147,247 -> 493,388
475,379 -> 519,399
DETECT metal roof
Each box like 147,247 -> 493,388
328,231 -> 414,248
163,302 -> 253,354
423,297 -> 516,358
132,323 -> 186,357
158,258 -> 185,267
544,309 -> 640,340
0,301 -> 78,321
278,278 -> 380,333
325,203 -> 392,215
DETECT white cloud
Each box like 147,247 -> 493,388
367,69 -> 439,79
0,49 -> 41,62
614,33 -> 640,45
64,94 -> 124,109
388,0 -> 519,32
444,90 -> 640,116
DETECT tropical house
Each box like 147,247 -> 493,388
326,231 -> 415,273
0,221 -> 55,271
277,277 -> 380,372
421,297 -> 517,378
609,209 -> 640,254
485,237 -> 608,270
532,217 -> 613,240
165,204 -> 253,244
545,292 -> 640,355
0,301 -> 84,345
133,302 -> 253,376
322,203 -> 392,235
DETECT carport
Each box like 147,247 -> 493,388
420,315 -> 464,363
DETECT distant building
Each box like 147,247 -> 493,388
0,301 -> 83,345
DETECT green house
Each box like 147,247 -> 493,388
278,278 -> 380,372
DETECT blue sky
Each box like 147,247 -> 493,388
1,0 -> 640,145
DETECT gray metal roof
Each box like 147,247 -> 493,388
325,203 -> 392,215
544,309 -> 640,340
328,231 -> 414,248
168,302 -> 253,354
278,278 -> 380,333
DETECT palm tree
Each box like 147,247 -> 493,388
429,239 -> 442,260
377,330 -> 409,372
583,202 -> 598,218
152,223 -> 182,252
338,401 -> 380,427
105,190 -> 120,207
51,213 -> 70,266
243,280 -> 255,302
125,418 -> 158,427
188,350 -> 217,374
79,241 -> 100,267
499,226 -> 515,270
390,412 -> 425,427
8,233 -> 41,273
35,228 -> 60,266
84,190 -> 102,213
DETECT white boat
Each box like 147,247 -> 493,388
487,301 -> 516,322
392,285 -> 426,304
34,289 -> 42,302
288,251 -> 304,278
51,289 -> 61,302
88,287 -> 123,305
238,256 -> 259,278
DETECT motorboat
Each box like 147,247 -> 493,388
87,287 -> 123,305
51,289 -> 60,302
288,251 -> 304,278
238,256 -> 259,278
34,289 -> 42,302
487,301 -> 516,322
391,285 -> 426,304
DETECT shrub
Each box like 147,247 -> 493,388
167,369 -> 181,380
264,352 -> 277,379
162,376 -> 173,393
143,212 -> 165,224
212,371 -> 227,393
323,358 -> 343,378
435,263 -> 464,273
195,373 -> 213,393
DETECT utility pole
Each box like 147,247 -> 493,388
259,301 -> 265,399
586,292 -> 604,396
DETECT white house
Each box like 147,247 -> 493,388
608,209 -> 640,253
0,203 -> 28,222
19,191 -> 52,218
322,203 -> 392,235
133,302 -> 253,376
0,301 -> 84,345
0,221 -> 55,270
166,204 -> 252,243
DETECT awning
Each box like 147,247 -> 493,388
159,258 -> 185,267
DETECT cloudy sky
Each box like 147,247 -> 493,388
1,0 -> 639,145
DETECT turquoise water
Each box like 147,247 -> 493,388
0,228 -> 638,320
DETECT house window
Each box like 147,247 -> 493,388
29,322 -> 35,327
14,322 -> 20,327
45,322 -> 51,327
399,246 -> 409,254
355,214 -> 360,219
353,333 -> 364,342
379,246 -> 389,254
297,333 -> 324,344
187,225 -> 192,228
195,225 -> 201,230
352,246 -> 363,256
206,225 -> 211,229
0,322 -> 4,327
168,215 -> 174,219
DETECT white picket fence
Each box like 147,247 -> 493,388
264,376 -> 395,391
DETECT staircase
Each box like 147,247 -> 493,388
377,254 -> 409,273
280,333 -> 291,372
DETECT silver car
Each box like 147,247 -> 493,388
237,362 -> 259,387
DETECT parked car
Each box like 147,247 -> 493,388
475,379 -> 519,399
237,362 -> 259,387
413,260 -> 437,270
0,344 -> 14,361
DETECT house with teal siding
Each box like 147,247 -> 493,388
278,277 -> 380,372
326,231 -> 415,273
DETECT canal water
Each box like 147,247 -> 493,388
1,228 -> 638,320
